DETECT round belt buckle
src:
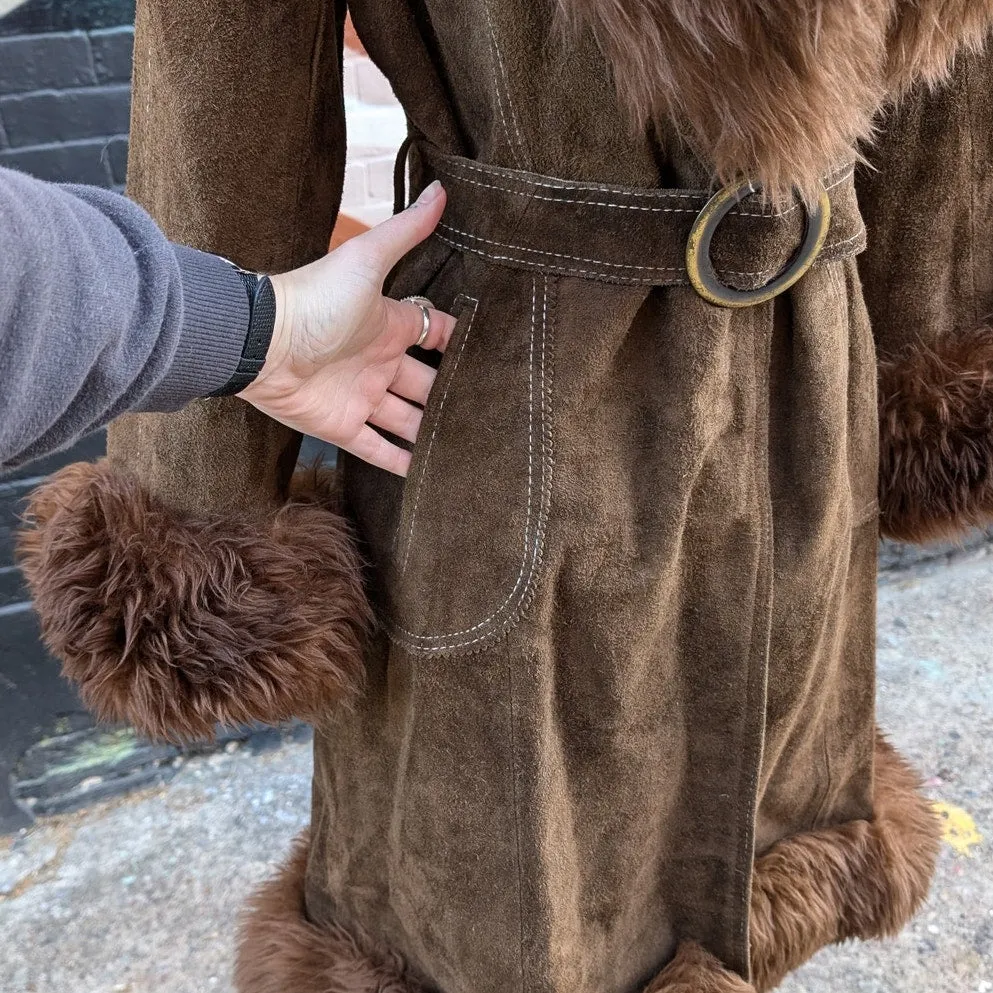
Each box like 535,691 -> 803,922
686,180 -> 832,309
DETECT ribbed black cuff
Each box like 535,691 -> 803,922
136,245 -> 249,412
207,271 -> 277,396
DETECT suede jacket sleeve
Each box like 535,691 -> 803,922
857,45 -> 993,545
17,0 -> 371,744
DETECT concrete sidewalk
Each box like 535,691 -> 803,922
2,551 -> 992,993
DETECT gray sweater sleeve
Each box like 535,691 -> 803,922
0,166 -> 251,473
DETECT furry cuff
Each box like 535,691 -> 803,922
556,0 -> 993,201
18,461 -> 372,743
878,326 -> 993,543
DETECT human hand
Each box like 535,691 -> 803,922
239,181 -> 456,476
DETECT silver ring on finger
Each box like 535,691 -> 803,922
401,296 -> 433,348
413,303 -> 431,348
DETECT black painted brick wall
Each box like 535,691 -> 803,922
0,3 -> 132,829
0,24 -> 133,187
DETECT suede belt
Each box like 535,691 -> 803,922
411,143 -> 867,296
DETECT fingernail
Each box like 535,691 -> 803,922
414,180 -> 443,206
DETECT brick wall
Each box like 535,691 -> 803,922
0,14 -> 404,217
342,45 -> 406,227
0,24 -> 133,187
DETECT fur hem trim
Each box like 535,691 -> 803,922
748,734 -> 941,990
645,944 -> 755,992
235,737 -> 939,993
234,835 -> 423,993
878,326 -> 993,543
17,460 -> 372,743
555,0 -> 993,201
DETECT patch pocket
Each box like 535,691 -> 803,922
381,268 -> 556,657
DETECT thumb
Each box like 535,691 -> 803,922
356,181 -> 447,276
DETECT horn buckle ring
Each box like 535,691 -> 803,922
686,180 -> 832,309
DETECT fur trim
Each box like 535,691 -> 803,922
749,734 -> 941,991
235,846 -> 753,993
17,461 -> 372,743
556,0 -> 993,201
645,943 -> 755,992
237,737 -> 938,993
235,834 -> 422,993
887,1 -> 993,94
878,326 -> 993,543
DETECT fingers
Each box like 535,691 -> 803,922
368,391 -> 423,444
342,426 -> 413,477
353,180 -> 447,277
386,298 -> 458,353
390,354 -> 437,406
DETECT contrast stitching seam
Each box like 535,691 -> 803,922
392,276 -> 554,650
446,157 -> 705,199
434,224 -> 866,284
440,167 -> 702,213
854,501 -> 880,528
398,297 -> 479,575
483,0 -> 529,169
721,228 -> 866,278
393,278 -> 538,644
433,233 -> 672,283
485,11 -> 522,169
437,161 -> 855,217
506,659 -> 527,993
442,157 -> 853,201
733,168 -> 854,217
813,228 -> 867,258
438,222 -> 682,272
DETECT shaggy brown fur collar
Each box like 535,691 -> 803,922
18,461 -> 372,743
557,0 -> 993,200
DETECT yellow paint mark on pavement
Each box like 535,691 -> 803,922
933,802 -> 983,857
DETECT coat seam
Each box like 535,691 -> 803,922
733,303 -> 775,978
291,0 -> 335,262
433,228 -> 865,287
483,0 -> 528,168
507,657 -> 527,993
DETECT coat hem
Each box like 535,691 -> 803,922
234,735 -> 940,993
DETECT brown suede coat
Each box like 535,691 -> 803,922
19,2 -> 993,991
